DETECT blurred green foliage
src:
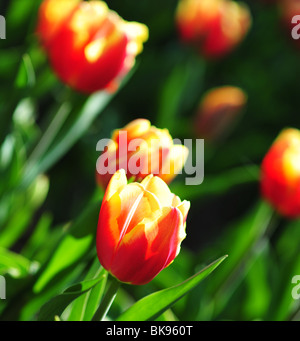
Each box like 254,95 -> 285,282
0,0 -> 300,321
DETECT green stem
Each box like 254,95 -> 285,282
27,102 -> 71,165
91,276 -> 121,321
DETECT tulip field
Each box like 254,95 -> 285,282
1,0 -> 300,325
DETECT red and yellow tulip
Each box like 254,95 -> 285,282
195,86 -> 247,141
175,0 -> 251,58
36,0 -> 148,93
96,119 -> 189,189
96,169 -> 190,285
261,128 -> 300,218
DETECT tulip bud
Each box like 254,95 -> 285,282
36,0 -> 148,94
175,0 -> 251,58
96,119 -> 189,189
195,86 -> 247,141
261,128 -> 300,218
96,169 -> 190,285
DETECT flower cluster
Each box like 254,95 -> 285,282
36,0 -> 190,287
35,0 -> 300,291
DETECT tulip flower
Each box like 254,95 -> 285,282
260,128 -> 300,219
175,0 -> 251,58
36,0 -> 148,93
96,169 -> 190,285
96,119 -> 189,189
195,86 -> 247,141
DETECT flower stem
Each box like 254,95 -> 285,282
91,276 -> 121,321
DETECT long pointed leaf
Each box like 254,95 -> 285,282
117,255 -> 228,321
67,258 -> 108,321
38,274 -> 107,321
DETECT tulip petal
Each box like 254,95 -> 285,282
160,144 -> 189,184
112,119 -> 151,143
141,176 -> 173,207
261,128 -> 300,218
98,175 -> 163,273
117,183 -> 145,240
96,191 -> 121,270
122,22 -> 149,55
117,183 -> 161,239
103,169 -> 127,202
176,200 -> 190,224
37,0 -> 80,49
110,207 -> 184,285
172,194 -> 182,207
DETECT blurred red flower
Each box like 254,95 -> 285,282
175,0 -> 251,58
36,0 -> 148,94
261,128 -> 300,219
195,85 -> 247,141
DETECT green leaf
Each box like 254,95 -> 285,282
21,213 -> 53,260
33,201 -> 100,293
242,240 -> 272,320
38,274 -> 107,321
117,255 -> 228,321
67,258 -> 108,321
0,174 -> 49,248
268,219 -> 300,321
21,66 -> 135,188
15,54 -> 36,89
21,91 -> 111,187
194,200 -> 275,320
0,247 -> 37,278
156,54 -> 205,135
206,201 -> 274,296
157,65 -> 188,132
